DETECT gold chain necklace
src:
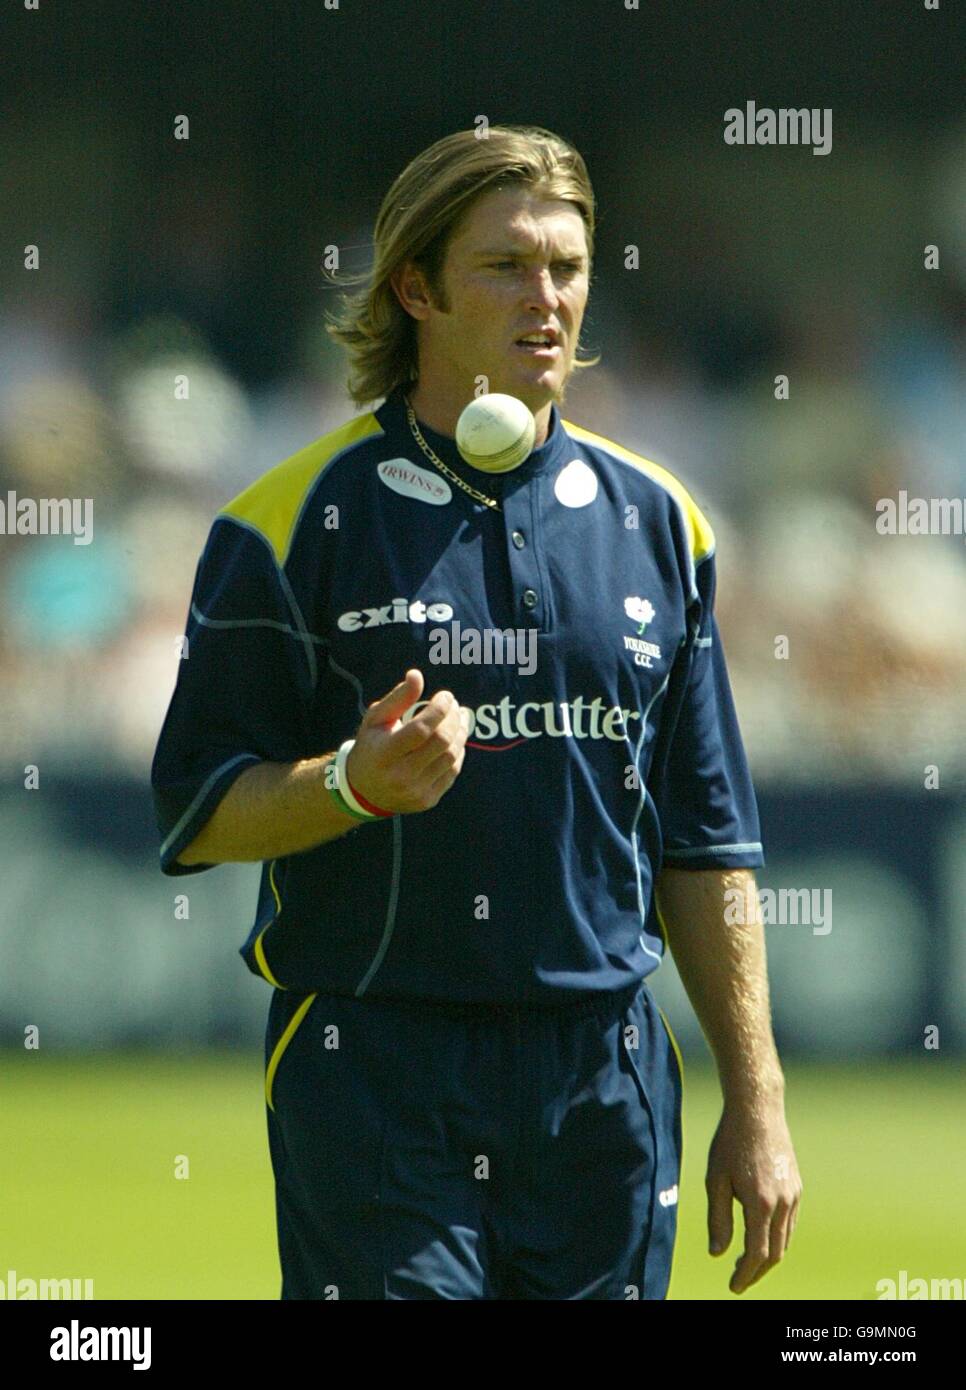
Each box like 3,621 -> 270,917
402,393 -> 501,511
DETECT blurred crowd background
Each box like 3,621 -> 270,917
1,1 -> 964,1053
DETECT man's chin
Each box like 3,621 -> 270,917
494,367 -> 564,412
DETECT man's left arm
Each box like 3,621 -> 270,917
656,863 -> 803,1295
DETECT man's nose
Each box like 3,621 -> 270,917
523,268 -> 560,309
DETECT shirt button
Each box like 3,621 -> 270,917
512,530 -> 526,549
522,588 -> 538,610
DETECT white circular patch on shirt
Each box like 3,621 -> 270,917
554,458 -> 598,508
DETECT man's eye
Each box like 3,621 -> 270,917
489,260 -> 583,275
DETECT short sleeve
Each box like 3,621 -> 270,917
647,551 -> 764,870
150,517 -> 312,876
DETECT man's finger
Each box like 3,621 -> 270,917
401,704 -> 468,777
742,1201 -> 790,1291
786,1193 -> 801,1251
706,1176 -> 734,1256
365,669 -> 424,727
771,1200 -> 792,1266
386,690 -> 460,759
425,745 -> 466,803
729,1201 -> 771,1294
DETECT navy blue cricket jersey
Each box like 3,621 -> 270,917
151,384 -> 764,1003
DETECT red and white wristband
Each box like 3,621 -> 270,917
331,739 -> 394,821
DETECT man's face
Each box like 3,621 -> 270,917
399,185 -> 591,417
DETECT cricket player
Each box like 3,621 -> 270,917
151,125 -> 801,1300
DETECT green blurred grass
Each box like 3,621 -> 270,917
0,1053 -> 962,1299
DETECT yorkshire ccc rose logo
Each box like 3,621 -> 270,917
624,596 -> 655,636
623,597 -> 661,668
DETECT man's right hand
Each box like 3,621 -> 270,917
345,669 -> 470,815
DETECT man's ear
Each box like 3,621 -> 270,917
391,263 -> 432,321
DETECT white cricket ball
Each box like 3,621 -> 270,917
455,393 -> 536,474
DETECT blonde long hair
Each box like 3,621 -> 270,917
323,124 -> 600,407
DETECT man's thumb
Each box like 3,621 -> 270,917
365,669 -> 424,727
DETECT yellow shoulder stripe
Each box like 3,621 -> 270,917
219,411 -> 384,566
562,420 -> 715,562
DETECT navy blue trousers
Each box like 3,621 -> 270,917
264,981 -> 683,1300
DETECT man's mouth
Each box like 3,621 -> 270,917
515,333 -> 560,355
